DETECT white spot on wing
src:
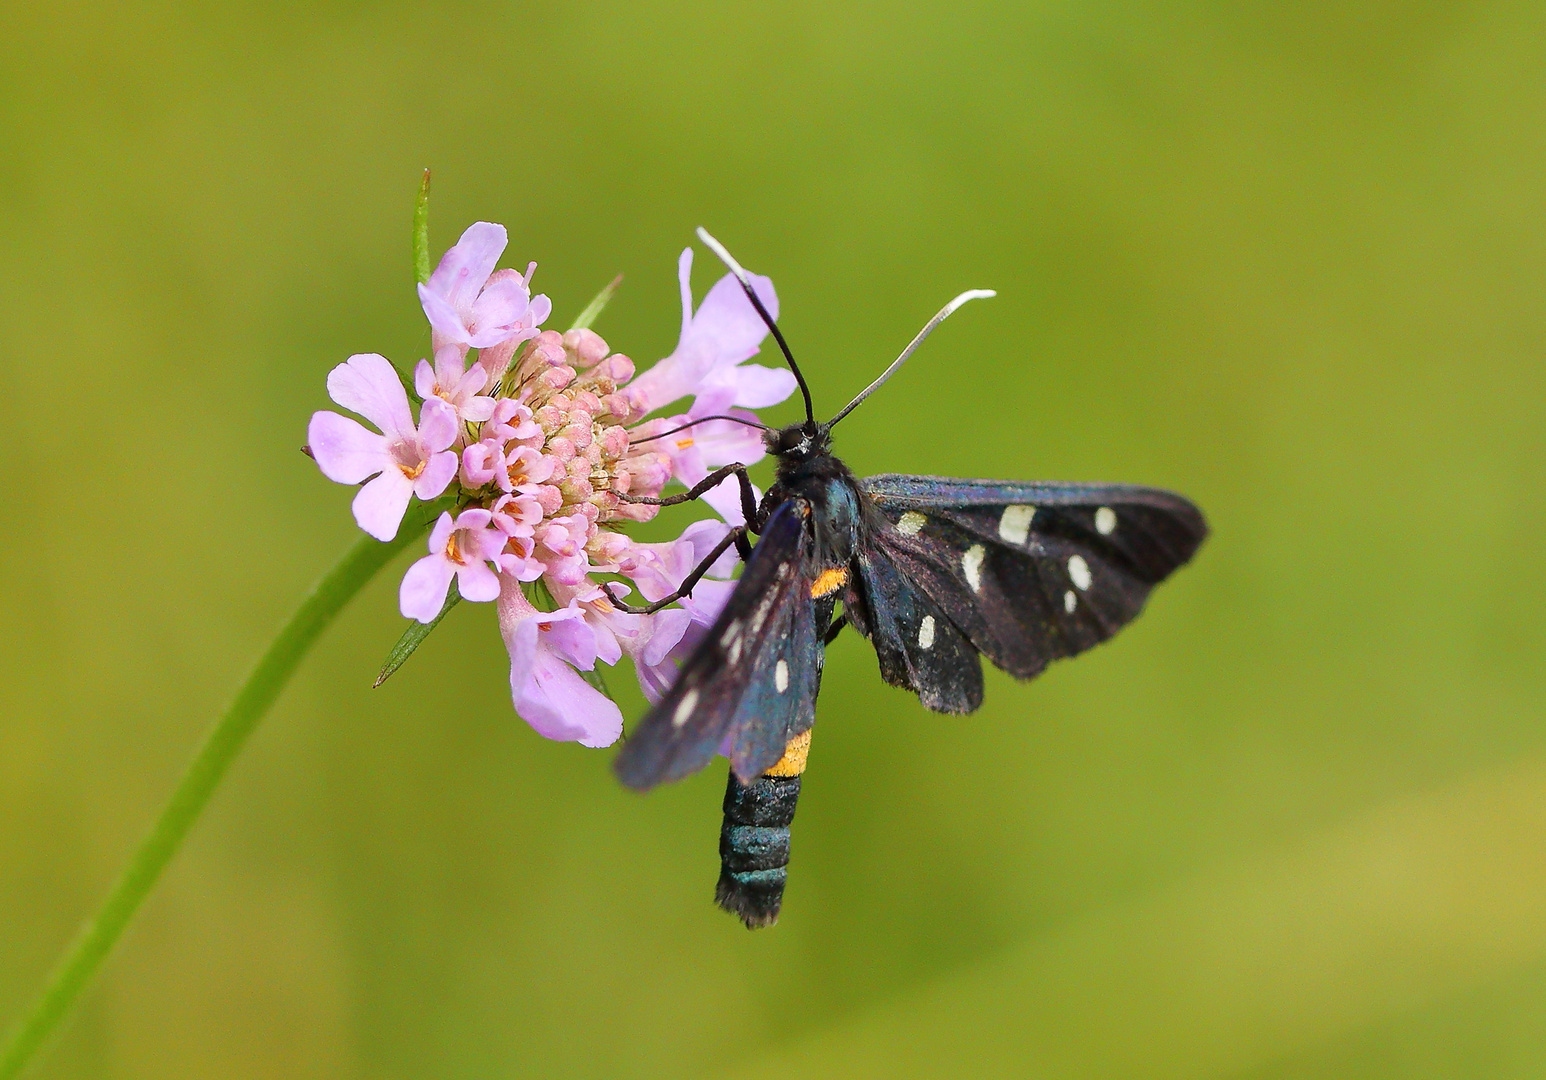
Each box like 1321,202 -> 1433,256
672,688 -> 699,728
896,511 -> 927,537
918,615 -> 936,649
998,505 -> 1035,545
719,620 -> 742,646
1068,554 -> 1092,591
962,544 -> 986,591
1095,507 -> 1117,535
775,659 -> 789,693
1064,590 -> 1077,613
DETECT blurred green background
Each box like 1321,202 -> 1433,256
4,1 -> 1546,1076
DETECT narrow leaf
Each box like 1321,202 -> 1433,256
413,168 -> 432,286
376,579 -> 459,688
581,664 -> 614,701
569,274 -> 623,331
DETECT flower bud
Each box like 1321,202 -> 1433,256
534,405 -> 564,433
563,328 -> 610,369
602,354 -> 635,385
598,425 -> 630,458
533,484 -> 564,516
546,436 -> 576,463
559,477 -> 595,504
538,366 -> 575,394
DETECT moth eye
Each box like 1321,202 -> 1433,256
895,511 -> 927,537
1068,554 -> 1092,591
672,688 -> 700,728
1095,507 -> 1117,535
998,505 -> 1035,544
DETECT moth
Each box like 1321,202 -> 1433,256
608,230 -> 1207,928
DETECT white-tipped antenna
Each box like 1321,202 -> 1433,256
696,227 -> 752,282
828,289 -> 996,427
696,227 -> 817,424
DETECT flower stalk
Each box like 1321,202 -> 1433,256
0,511 -> 438,1080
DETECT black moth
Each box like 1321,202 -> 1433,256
608,230 -> 1207,928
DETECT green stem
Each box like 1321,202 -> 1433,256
0,523 -> 427,1079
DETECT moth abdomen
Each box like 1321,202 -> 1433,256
715,732 -> 810,928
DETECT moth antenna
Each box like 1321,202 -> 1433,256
696,227 -> 816,426
827,289 -> 996,427
628,414 -> 768,445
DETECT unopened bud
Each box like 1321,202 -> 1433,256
563,328 -> 610,368
602,354 -> 635,384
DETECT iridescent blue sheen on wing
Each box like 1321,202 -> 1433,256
613,500 -> 816,790
855,475 -> 1207,694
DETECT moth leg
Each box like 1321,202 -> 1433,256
823,613 -> 848,646
734,531 -> 754,561
620,462 -> 758,527
602,526 -> 748,615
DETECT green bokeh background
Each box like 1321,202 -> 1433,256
5,2 -> 1546,1076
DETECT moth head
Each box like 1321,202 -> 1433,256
765,420 -> 829,461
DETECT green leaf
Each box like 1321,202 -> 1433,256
412,168 -> 432,286
521,576 -> 558,611
569,274 -> 623,331
375,579 -> 460,688
581,664 -> 614,701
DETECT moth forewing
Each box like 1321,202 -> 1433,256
613,501 -> 814,791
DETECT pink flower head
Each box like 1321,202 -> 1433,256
399,509 -> 508,622
625,247 -> 796,416
498,579 -> 623,747
308,353 -> 460,541
418,222 -> 552,351
415,344 -> 497,424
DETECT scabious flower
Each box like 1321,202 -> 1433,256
309,227 -> 793,747
308,353 -> 460,541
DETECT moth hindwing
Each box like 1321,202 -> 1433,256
613,500 -> 821,790
848,475 -> 1208,701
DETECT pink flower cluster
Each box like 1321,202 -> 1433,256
308,224 -> 792,747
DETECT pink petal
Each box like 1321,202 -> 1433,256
352,469 -> 415,541
416,396 -> 460,453
400,553 -> 456,622
461,442 -> 499,487
718,363 -> 798,409
413,358 -> 437,401
456,559 -> 501,603
413,449 -> 459,501
641,608 -> 692,667
541,611 -> 598,670
434,344 -> 469,388
526,293 -> 552,328
466,271 -> 532,349
516,651 -> 623,747
427,221 -> 508,314
461,393 -> 497,424
418,284 -> 470,346
678,271 -> 778,366
690,415 -> 770,474
307,411 -> 389,484
326,354 -> 414,438
426,511 -> 456,552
